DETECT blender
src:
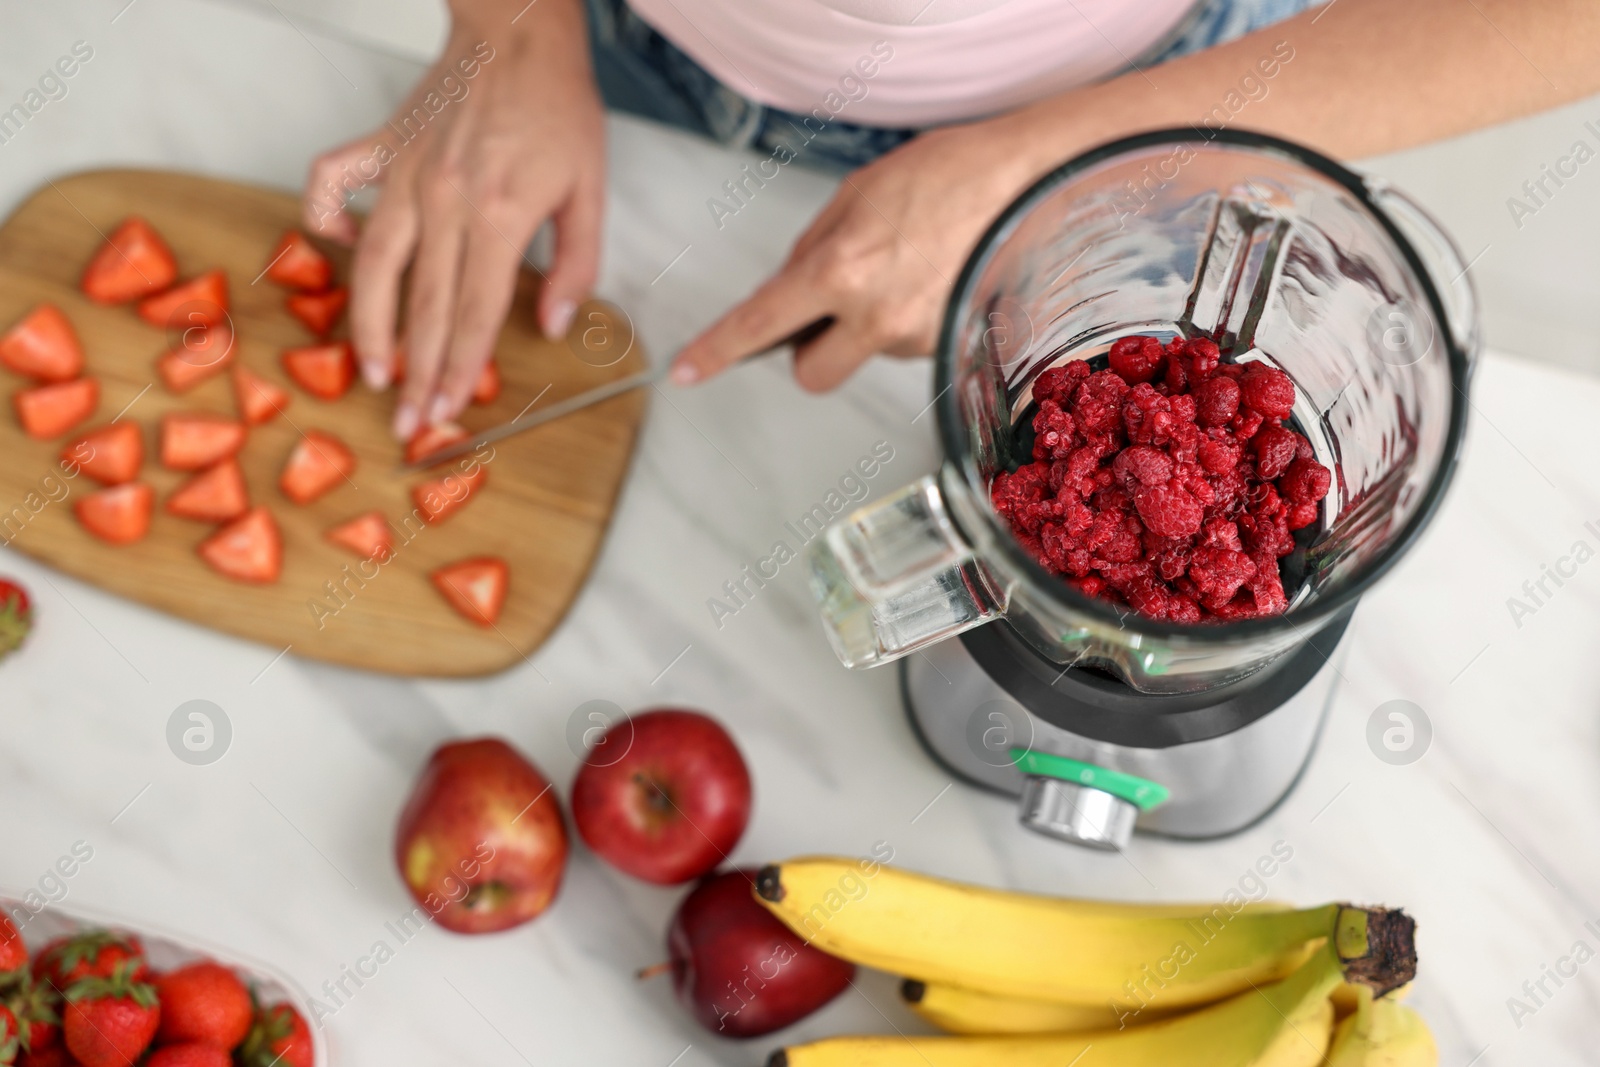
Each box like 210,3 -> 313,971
809,130 -> 1477,850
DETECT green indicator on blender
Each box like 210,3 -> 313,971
1009,749 -> 1171,811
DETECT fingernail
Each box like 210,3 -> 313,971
544,299 -> 576,340
669,360 -> 700,386
362,359 -> 390,391
393,402 -> 419,440
427,394 -> 454,426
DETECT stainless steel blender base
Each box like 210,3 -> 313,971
901,630 -> 1345,848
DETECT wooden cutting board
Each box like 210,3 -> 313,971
0,169 -> 647,677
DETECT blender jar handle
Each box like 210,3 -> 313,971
1365,179 -> 1482,374
807,472 -> 1001,668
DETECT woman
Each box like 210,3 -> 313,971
301,0 -> 1598,439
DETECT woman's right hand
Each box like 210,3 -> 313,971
301,0 -> 606,438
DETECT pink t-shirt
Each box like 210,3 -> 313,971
625,0 -> 1199,128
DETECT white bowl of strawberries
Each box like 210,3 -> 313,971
0,904 -> 322,1067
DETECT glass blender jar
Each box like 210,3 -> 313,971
809,130 -> 1476,847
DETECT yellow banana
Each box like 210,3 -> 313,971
900,979 -> 1123,1033
772,940 -> 1349,1067
899,978 -> 1185,1034
754,858 -> 1413,1009
1330,981 -> 1411,1019
1325,985 -> 1437,1067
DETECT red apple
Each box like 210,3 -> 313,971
571,708 -> 751,885
394,737 -> 567,933
666,868 -> 854,1037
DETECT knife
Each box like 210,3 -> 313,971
401,317 -> 835,472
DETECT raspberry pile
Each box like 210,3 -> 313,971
990,335 -> 1332,623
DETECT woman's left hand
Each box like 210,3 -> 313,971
670,117 -> 1051,392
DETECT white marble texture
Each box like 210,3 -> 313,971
1,2 -> 1598,1064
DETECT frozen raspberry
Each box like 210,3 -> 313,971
1134,481 -> 1205,538
1032,400 -> 1077,461
991,466 -> 1049,533
1231,406 -> 1265,441
1073,370 -> 1130,434
1279,456 -> 1332,505
1181,337 -> 1222,378
1198,435 -> 1241,475
1032,361 -> 1089,405
1148,539 -> 1190,582
1108,336 -> 1165,385
1162,353 -> 1188,394
1074,575 -> 1106,597
1239,363 -> 1296,421
1102,563 -> 1169,620
1188,546 -> 1257,608
1097,514 -> 1145,564
1245,553 -> 1289,615
1168,392 -> 1198,427
1167,594 -> 1203,624
1113,445 -> 1173,488
1194,376 -> 1240,427
1121,384 -> 1170,446
1082,508 -> 1124,554
1252,426 -> 1302,481
1286,502 -> 1320,531
1238,503 -> 1293,560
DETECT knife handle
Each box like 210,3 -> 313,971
762,316 -> 835,357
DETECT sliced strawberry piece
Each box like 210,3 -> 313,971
286,287 -> 347,338
74,483 -> 154,545
264,231 -> 333,292
0,581 -> 30,665
404,421 -> 467,466
412,465 -> 487,524
15,378 -> 98,439
156,322 -> 236,393
279,430 -> 356,505
167,458 -> 249,522
232,366 -> 291,426
81,217 -> 178,304
325,511 -> 394,562
160,413 -> 246,471
137,270 -> 229,330
473,361 -> 501,405
282,342 -> 355,400
1,304 -> 85,382
431,557 -> 508,626
198,507 -> 281,584
62,422 -> 143,485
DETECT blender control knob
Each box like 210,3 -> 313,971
1017,776 -> 1138,851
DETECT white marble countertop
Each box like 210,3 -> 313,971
3,2 -> 1599,1065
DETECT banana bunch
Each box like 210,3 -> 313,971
754,857 -> 1434,1067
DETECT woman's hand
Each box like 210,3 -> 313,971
301,0 -> 605,438
670,117 -> 1050,392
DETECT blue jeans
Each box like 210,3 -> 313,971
585,0 -> 1323,171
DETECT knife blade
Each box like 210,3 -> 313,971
400,316 -> 834,472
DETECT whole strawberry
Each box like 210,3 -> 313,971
0,913 -> 25,974
34,932 -> 146,994
146,1043 -> 230,1067
0,580 -> 30,663
237,1001 -> 311,1067
62,963 -> 158,1067
151,962 -> 250,1051
1,1003 -> 19,1066
16,1047 -> 71,1067
4,971 -> 61,1053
